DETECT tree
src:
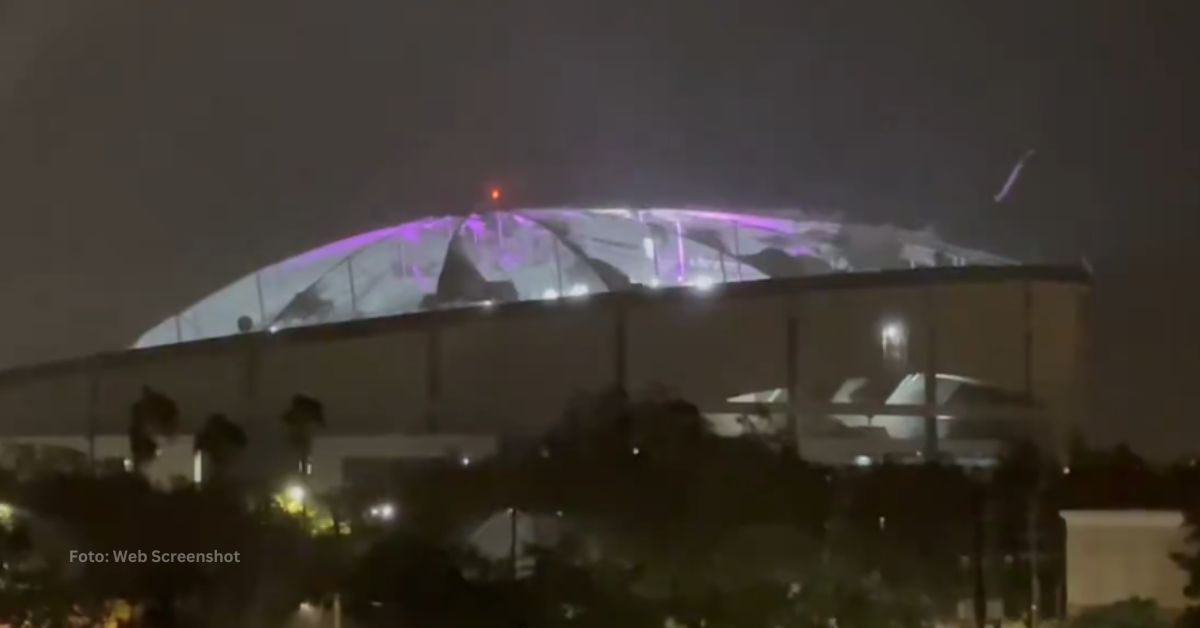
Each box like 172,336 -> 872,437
281,394 -> 325,475
345,530 -> 523,627
9,472 -> 333,625
194,413 -> 248,484
128,386 -> 179,472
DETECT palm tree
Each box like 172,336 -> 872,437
194,413 -> 248,483
128,386 -> 179,473
281,394 -> 324,475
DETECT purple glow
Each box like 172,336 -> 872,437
270,209 -> 841,277
660,209 -> 796,234
280,217 -> 454,270
656,209 -> 843,240
409,264 -> 434,292
463,215 -> 487,241
498,252 -> 522,271
137,206 -> 1016,350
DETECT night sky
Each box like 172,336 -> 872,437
0,2 -> 1195,456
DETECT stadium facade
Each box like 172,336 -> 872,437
0,209 -> 1089,489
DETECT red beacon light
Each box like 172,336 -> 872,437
489,187 -> 502,202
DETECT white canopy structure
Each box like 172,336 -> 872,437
135,208 -> 1011,348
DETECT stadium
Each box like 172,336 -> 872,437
0,208 -> 1089,489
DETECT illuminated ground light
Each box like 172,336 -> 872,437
285,484 -> 306,503
368,502 -> 396,521
566,283 -> 590,298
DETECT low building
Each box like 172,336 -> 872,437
1060,510 -> 1192,616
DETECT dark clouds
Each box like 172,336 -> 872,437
0,1 -> 1196,454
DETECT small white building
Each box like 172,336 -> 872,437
1060,510 -> 1193,616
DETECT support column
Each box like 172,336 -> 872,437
426,327 -> 442,433
243,340 -> 261,423
254,272 -> 268,329
1022,280 -> 1034,400
785,313 -> 799,451
552,240 -> 564,295
614,305 -> 628,393
732,223 -> 743,280
923,287 -> 939,460
86,364 -> 99,467
347,257 -> 359,318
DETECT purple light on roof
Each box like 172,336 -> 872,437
463,215 -> 487,242
279,217 -> 452,270
660,209 -> 798,234
498,252 -> 522,271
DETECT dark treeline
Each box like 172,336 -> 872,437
1,386 -> 1198,627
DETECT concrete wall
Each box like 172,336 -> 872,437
0,267 -> 1089,471
1061,510 -> 1191,614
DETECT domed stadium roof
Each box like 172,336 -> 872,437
134,208 -> 1013,348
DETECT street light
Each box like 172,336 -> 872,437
367,501 -> 396,522
285,484 -> 306,504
